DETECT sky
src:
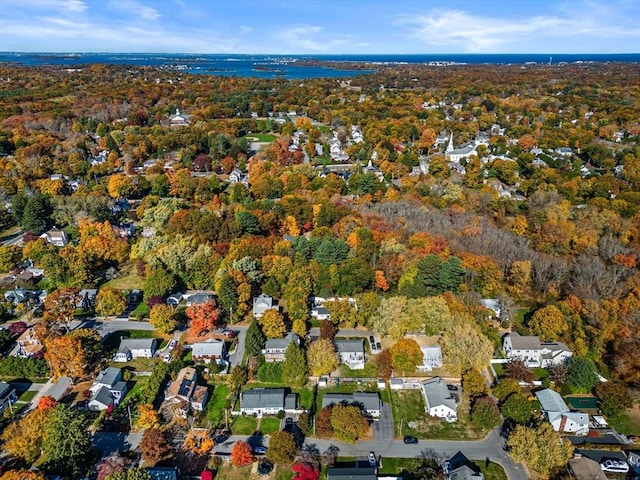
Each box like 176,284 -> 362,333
1,0 -> 639,54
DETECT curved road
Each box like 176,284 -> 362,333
212,429 -> 527,480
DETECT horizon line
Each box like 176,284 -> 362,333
2,51 -> 639,56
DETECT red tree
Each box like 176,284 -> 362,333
37,396 -> 57,411
292,463 -> 320,480
186,300 -> 220,337
230,440 -> 254,467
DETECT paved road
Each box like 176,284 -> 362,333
0,230 -> 24,246
213,429 -> 527,480
79,318 -> 156,337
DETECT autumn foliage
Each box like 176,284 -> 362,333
230,440 -> 254,466
186,300 -> 220,337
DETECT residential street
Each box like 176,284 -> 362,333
212,428 -> 527,480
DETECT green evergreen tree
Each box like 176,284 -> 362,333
281,342 -> 308,387
43,404 -> 91,476
438,256 -> 465,292
143,265 -> 176,299
22,194 -> 51,235
245,319 -> 266,357
218,274 -> 238,319
416,255 -> 442,295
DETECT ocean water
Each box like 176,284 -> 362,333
0,52 -> 637,79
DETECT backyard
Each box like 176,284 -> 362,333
389,389 -> 484,440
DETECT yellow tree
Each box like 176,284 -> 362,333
0,471 -> 46,480
1,408 -> 49,463
149,304 -> 178,334
508,423 -> 573,478
307,339 -> 338,376
45,334 -> 88,379
136,403 -> 160,430
528,305 -> 568,341
258,309 -> 286,339
95,287 -> 126,317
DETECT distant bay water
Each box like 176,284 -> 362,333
1,52 -> 638,79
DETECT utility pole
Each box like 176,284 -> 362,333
127,404 -> 133,430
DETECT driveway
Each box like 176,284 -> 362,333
373,403 -> 393,440
228,325 -> 248,367
92,431 -> 142,457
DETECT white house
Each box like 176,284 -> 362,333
168,109 -> 190,126
421,377 -> 457,422
334,339 -> 365,370
263,333 -> 300,363
240,388 -> 299,416
445,133 -> 477,163
253,293 -> 277,319
417,345 -> 443,372
88,367 -> 128,411
503,332 -> 572,368
310,306 -> 331,321
40,227 -> 69,247
113,338 -> 157,362
535,388 -> 589,435
191,340 -> 227,364
322,392 -> 382,419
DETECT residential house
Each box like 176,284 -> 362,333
421,377 -> 457,422
185,291 -> 214,306
0,382 -> 17,414
168,109 -> 190,126
322,392 -> 382,419
327,468 -> 377,480
16,327 -> 44,358
166,293 -> 183,306
4,288 -> 42,307
240,388 -> 298,416
446,451 -> 485,480
503,332 -> 573,368
628,451 -> 640,475
191,340 -> 227,364
89,367 -> 128,401
40,227 -> 69,247
77,289 -> 97,310
113,338 -> 157,362
535,388 -> 589,435
228,168 -> 248,186
253,293 -> 277,319
165,367 -> 209,413
417,345 -> 443,372
263,333 -> 300,363
335,339 -> 365,370
113,222 -> 135,238
445,133 -> 477,163
310,306 -> 330,321
480,299 -> 501,318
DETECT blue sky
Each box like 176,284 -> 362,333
1,0 -> 638,54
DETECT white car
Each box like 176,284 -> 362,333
600,460 -> 629,473
163,353 -> 171,363
368,452 -> 377,467
168,340 -> 177,350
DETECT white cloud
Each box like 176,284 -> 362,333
109,0 -> 160,21
395,5 -> 639,52
274,25 -> 350,52
2,0 -> 87,12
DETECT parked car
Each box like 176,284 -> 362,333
600,460 -> 629,473
376,341 -> 381,351
368,452 -> 377,467
253,445 -> 268,455
221,329 -> 238,338
168,340 -> 177,350
163,353 -> 171,363
403,435 -> 418,444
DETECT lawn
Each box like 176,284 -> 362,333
389,390 -> 484,440
339,362 -> 378,378
259,417 -> 281,434
608,408 -> 640,436
214,464 -> 293,480
102,266 -> 144,290
200,383 -> 230,428
17,390 -> 36,402
378,457 -> 416,474
475,461 -> 508,480
130,303 -> 150,320
230,414 -> 258,435
243,134 -> 276,142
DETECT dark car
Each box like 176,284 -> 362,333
221,329 -> 238,338
403,435 -> 418,444
253,445 -> 267,455
376,341 -> 381,351
369,335 -> 375,345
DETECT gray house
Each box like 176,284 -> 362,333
113,338 -> 157,362
191,340 -> 227,364
253,293 -> 276,319
327,468 -> 377,480
263,333 -> 300,362
322,391 -> 381,419
422,377 -> 457,421
88,367 -> 128,411
334,339 -> 365,370
240,388 -> 298,415
0,382 -> 17,414
446,451 -> 485,480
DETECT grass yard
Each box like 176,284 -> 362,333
231,414 -> 258,435
130,303 -> 150,320
214,463 -> 293,480
378,457 -> 416,475
243,133 -> 276,142
390,390 -> 483,440
608,407 -> 640,436
475,461 -> 508,480
201,383 -> 230,428
339,362 -> 378,378
259,417 -> 281,434
17,390 -> 36,402
102,266 -> 144,290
